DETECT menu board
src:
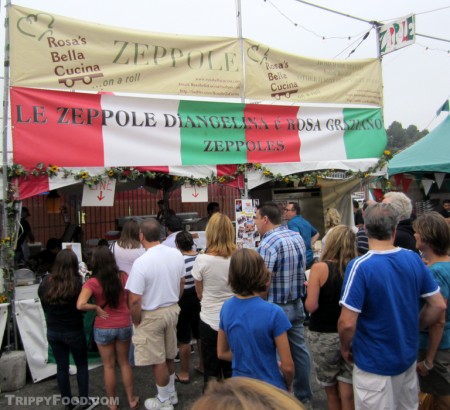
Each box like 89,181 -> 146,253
235,199 -> 260,249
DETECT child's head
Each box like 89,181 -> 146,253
175,230 -> 195,252
228,248 -> 271,297
191,377 -> 304,410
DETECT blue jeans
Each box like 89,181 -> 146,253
94,326 -> 132,345
277,298 -> 312,403
47,329 -> 89,402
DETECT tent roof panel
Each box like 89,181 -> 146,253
388,115 -> 450,176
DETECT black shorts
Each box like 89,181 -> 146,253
177,288 -> 201,344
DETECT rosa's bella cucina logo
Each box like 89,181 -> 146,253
17,11 -> 105,89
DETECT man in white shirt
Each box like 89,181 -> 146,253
162,216 -> 183,248
126,219 -> 185,410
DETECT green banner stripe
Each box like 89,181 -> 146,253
179,100 -> 247,165
343,108 -> 387,159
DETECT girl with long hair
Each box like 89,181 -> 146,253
111,219 -> 145,275
305,225 -> 357,410
218,249 -> 294,392
192,213 -> 235,388
111,219 -> 145,368
77,246 -> 139,410
38,249 -> 89,410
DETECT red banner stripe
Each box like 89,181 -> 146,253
11,87 -> 104,168
244,105 -> 300,163
17,175 -> 49,200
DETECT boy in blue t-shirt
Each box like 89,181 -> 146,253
218,249 -> 294,391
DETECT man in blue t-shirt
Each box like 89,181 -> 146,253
338,203 -> 446,410
285,202 -> 319,269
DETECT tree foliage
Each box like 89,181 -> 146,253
386,121 -> 428,153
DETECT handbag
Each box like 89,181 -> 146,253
418,391 -> 435,410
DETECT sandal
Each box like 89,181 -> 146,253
129,397 -> 140,410
175,373 -> 190,384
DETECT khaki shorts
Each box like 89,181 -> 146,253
353,362 -> 418,409
307,331 -> 352,386
133,304 -> 180,366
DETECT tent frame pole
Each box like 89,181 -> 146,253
235,0 -> 249,199
2,0 -> 11,240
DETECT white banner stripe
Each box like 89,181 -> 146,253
102,96 -> 181,166
298,107 -> 346,160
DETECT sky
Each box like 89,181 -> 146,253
1,0 -> 449,132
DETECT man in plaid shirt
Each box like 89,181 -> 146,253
254,202 -> 313,407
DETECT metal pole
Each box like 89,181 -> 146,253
294,0 -> 373,24
1,3 -> 12,351
2,0 -> 11,238
235,0 -> 249,199
374,21 -> 385,129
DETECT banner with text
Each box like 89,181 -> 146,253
244,39 -> 382,105
10,87 -> 387,168
10,5 -> 382,106
379,14 -> 415,56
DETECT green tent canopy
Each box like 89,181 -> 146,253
388,114 -> 450,176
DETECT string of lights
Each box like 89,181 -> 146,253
263,0 -> 450,56
266,0 -> 366,41
415,42 -> 450,54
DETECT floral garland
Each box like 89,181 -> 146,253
0,197 -> 21,302
3,150 -> 393,189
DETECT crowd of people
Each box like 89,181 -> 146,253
33,195 -> 450,410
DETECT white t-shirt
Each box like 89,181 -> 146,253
162,231 -> 181,249
126,244 -> 185,311
112,242 -> 145,274
191,254 -> 233,331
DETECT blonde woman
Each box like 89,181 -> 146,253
192,212 -> 235,388
305,225 -> 357,410
322,208 -> 341,249
191,377 -> 305,410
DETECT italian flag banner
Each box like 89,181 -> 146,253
11,87 -> 386,169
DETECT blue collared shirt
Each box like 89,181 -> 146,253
287,215 -> 318,267
257,225 -> 306,304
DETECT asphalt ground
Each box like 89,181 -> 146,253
0,329 -> 327,410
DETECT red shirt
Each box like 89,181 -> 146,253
83,273 -> 131,329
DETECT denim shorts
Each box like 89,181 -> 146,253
94,326 -> 132,345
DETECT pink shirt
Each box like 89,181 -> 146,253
83,273 -> 131,329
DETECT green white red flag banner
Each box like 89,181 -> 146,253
11,86 -> 387,169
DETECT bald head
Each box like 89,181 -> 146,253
140,218 -> 161,242
364,203 -> 399,240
